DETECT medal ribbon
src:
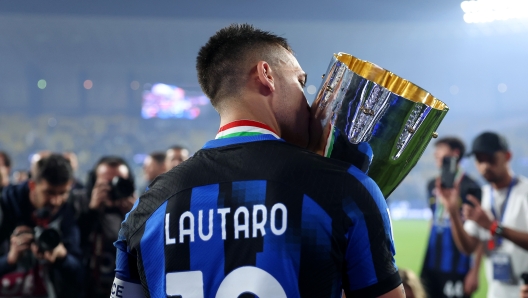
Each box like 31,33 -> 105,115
488,177 -> 517,250
215,120 -> 280,139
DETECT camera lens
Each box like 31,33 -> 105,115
34,227 -> 61,252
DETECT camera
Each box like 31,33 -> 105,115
33,226 -> 61,252
109,176 -> 135,201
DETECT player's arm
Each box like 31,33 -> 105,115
342,167 -> 403,297
436,180 -> 480,254
377,284 -> 406,298
111,240 -> 146,298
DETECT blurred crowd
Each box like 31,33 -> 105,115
2,121 -> 528,298
0,146 -> 188,298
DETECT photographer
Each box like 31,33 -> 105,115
0,154 -> 82,297
420,137 -> 483,298
438,132 -> 528,298
77,156 -> 136,298
0,151 -> 11,190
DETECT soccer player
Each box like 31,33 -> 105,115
420,137 -> 483,298
110,24 -> 404,298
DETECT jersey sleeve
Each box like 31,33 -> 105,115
343,166 -> 401,297
111,238 -> 146,298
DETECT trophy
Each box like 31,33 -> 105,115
310,53 -> 448,198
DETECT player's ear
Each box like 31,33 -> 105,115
256,61 -> 275,94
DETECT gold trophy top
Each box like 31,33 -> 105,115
334,53 -> 448,111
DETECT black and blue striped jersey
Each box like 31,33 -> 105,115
420,174 -> 481,298
112,134 -> 400,298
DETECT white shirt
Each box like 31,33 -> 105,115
464,175 -> 528,298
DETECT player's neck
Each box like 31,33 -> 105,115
491,172 -> 514,190
219,99 -> 281,136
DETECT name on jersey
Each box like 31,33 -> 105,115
165,203 -> 287,244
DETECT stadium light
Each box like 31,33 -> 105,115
461,0 -> 528,23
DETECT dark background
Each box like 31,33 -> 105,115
1,0 -> 527,207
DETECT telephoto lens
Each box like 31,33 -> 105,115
33,226 -> 61,252
109,176 -> 135,201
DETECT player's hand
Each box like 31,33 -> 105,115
89,178 -> 112,210
7,226 -> 33,265
521,285 -> 528,298
463,196 -> 493,230
31,243 -> 68,264
435,178 -> 460,214
463,267 -> 479,295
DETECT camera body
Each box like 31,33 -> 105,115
33,226 -> 61,252
440,156 -> 458,189
109,176 -> 135,201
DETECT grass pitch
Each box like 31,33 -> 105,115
392,220 -> 487,298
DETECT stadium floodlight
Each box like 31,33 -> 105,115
461,0 -> 528,23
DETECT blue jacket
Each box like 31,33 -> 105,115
0,181 -> 83,297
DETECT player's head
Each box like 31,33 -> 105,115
467,131 -> 511,183
29,154 -> 73,216
433,137 -> 465,168
165,145 -> 189,170
196,23 -> 310,147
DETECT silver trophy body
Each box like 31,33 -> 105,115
310,53 -> 449,198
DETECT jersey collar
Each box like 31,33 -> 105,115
203,120 -> 283,149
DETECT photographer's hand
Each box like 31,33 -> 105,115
463,196 -> 493,230
89,179 -> 112,210
435,178 -> 460,214
115,196 -> 136,215
31,243 -> 68,264
7,226 -> 34,265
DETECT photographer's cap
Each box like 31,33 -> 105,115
468,132 -> 509,156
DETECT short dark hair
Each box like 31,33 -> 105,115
435,137 -> 466,162
0,151 -> 11,168
149,152 -> 166,164
34,154 -> 73,186
167,145 -> 187,152
95,156 -> 131,173
196,23 -> 292,108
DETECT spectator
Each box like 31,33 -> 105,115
12,170 -> 29,184
421,137 -> 483,298
78,156 -> 136,298
142,151 -> 166,186
0,151 -> 11,189
0,154 -> 82,297
63,151 -> 84,190
400,269 -> 426,298
165,145 -> 189,170
438,132 -> 528,298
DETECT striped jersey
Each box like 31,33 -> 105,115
111,121 -> 400,298
422,174 -> 481,275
